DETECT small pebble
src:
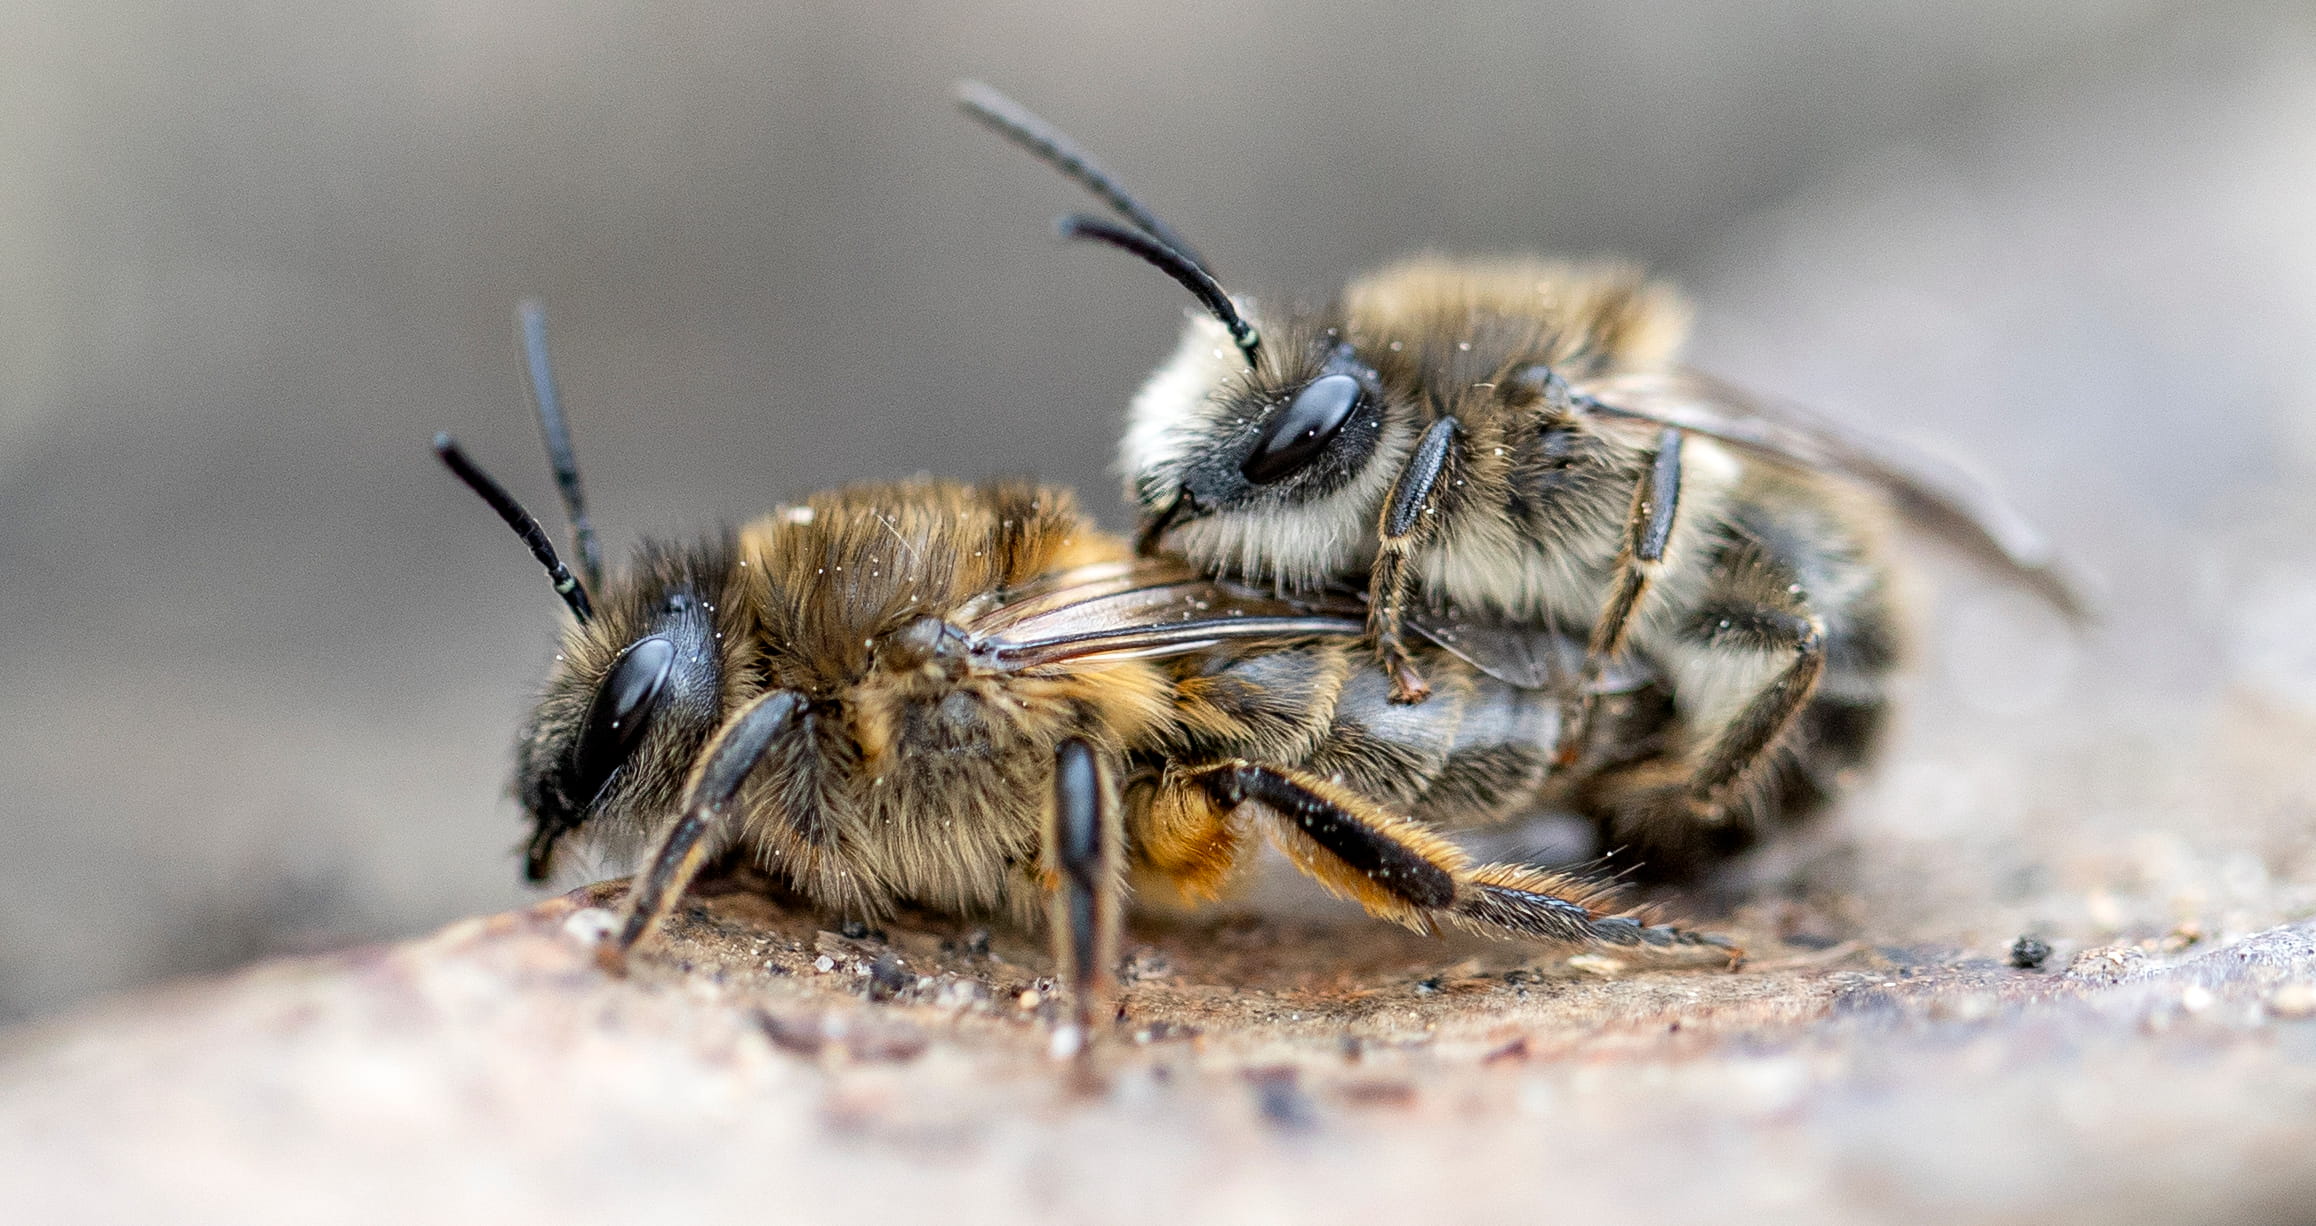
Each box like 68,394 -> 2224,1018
813,955 -> 836,973
2008,935 -> 2052,970
866,953 -> 908,1003
2179,985 -> 2215,1014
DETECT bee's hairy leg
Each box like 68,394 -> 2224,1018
1371,417 -> 1462,705
1188,760 -> 1731,956
1048,738 -> 1122,1057
598,690 -> 804,975
1682,601 -> 1826,818
1556,426 -> 1684,768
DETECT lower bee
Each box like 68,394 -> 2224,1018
434,304 -> 1729,1042
960,83 -> 2090,878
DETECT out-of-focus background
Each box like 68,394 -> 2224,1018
2,0 -> 2312,1024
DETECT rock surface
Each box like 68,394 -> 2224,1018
7,872 -> 2315,1225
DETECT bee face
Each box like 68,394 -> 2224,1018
514,538 -> 745,882
1127,316 -> 1416,587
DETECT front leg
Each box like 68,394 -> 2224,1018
1371,417 -> 1461,704
1047,738 -> 1122,1058
599,690 -> 804,974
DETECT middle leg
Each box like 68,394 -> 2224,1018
1556,425 -> 1684,768
1369,416 -> 1462,705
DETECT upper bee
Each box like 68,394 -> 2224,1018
1124,258 -> 1693,588
959,80 -> 2087,879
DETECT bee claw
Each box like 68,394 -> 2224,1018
1382,653 -> 1433,705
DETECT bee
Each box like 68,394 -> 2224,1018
433,303 -> 1728,1041
960,82 -> 2090,877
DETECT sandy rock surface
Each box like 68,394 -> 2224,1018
7,871 -> 2315,1225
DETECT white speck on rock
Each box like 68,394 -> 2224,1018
562,908 -> 618,946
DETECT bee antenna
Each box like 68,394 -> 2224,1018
516,299 -> 604,594
1058,214 -> 1261,370
954,80 -> 1210,273
434,433 -> 596,623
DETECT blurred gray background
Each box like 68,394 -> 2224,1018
4,0 -> 2313,1023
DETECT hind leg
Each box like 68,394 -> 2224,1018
1182,760 -> 1730,954
1580,542 -> 1835,878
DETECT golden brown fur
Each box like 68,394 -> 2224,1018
505,478 -> 1728,1030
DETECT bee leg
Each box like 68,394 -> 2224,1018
1683,602 -> 1826,818
1371,417 -> 1462,705
1047,738 -> 1122,1057
1189,761 -> 1731,956
1556,426 -> 1683,768
597,690 -> 804,975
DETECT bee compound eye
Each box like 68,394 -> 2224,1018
1240,373 -> 1364,484
571,635 -> 676,804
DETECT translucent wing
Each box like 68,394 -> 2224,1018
1403,604 -> 1658,695
1580,369 -> 2097,619
964,562 -> 1366,671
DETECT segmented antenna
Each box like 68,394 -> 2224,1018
517,300 -> 604,594
955,80 -> 1209,271
434,433 -> 595,623
1058,215 -> 1261,369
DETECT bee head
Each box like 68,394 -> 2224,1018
513,538 -> 749,883
435,301 -> 755,884
1120,313 -> 1411,587
954,84 -> 1411,586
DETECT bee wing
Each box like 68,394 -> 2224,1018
1403,605 -> 1657,695
1582,369 -> 2098,619
965,567 -> 1366,671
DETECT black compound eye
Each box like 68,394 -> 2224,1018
1241,373 -> 1363,484
570,635 -> 676,806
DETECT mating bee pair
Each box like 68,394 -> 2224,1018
437,85 -> 2081,1035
